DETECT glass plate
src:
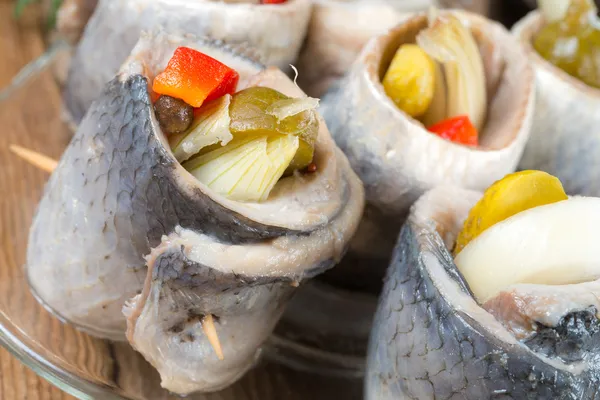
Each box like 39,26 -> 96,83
0,44 -> 367,400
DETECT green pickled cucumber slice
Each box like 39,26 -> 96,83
229,87 -> 319,172
229,87 -> 287,135
534,0 -> 600,88
275,103 -> 319,174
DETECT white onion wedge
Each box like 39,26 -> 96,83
265,97 -> 320,121
417,12 -> 487,131
169,95 -> 233,163
454,197 -> 600,303
183,134 -> 299,202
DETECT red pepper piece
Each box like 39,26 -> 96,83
206,69 -> 238,103
261,0 -> 287,3
150,91 -> 161,104
427,115 -> 479,147
152,47 -> 239,108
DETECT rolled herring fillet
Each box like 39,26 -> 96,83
26,31 -> 364,394
318,10 -> 534,283
513,11 -> 600,196
366,186 -> 600,399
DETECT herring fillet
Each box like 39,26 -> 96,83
123,243 -> 296,394
27,31 -> 365,394
64,0 -> 312,123
318,11 -> 534,285
512,11 -> 600,197
27,74 -> 292,339
366,187 -> 600,400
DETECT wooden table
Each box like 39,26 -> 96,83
0,1 -> 75,398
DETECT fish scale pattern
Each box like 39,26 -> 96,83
27,74 -> 292,339
366,224 -> 600,400
150,245 -> 294,322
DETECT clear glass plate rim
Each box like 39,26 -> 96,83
0,39 -> 70,105
0,308 -> 126,400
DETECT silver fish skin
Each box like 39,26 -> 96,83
366,187 -> 600,400
512,11 -> 600,197
27,30 -> 364,349
64,0 -> 311,123
122,240 -> 296,394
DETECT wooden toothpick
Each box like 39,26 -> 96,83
202,314 -> 224,360
10,144 -> 227,362
9,145 -> 57,173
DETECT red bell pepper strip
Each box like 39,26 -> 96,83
149,91 -> 161,104
152,47 -> 239,108
261,0 -> 287,3
427,115 -> 479,147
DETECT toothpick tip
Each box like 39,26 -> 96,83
202,315 -> 224,360
9,144 -> 58,173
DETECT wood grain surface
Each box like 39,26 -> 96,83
0,1 -> 76,399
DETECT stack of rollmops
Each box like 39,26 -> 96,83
272,5 -> 535,398
29,0 -> 585,398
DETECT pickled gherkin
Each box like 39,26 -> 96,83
382,44 -> 435,118
534,0 -> 600,88
229,87 -> 287,135
229,87 -> 319,172
454,170 -> 568,255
